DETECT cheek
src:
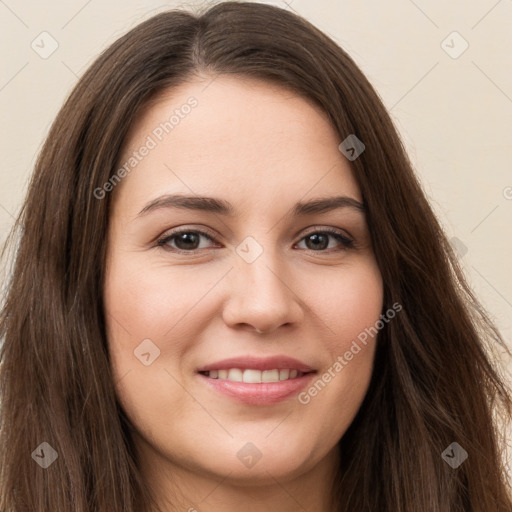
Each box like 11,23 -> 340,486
103,253 -> 213,351
104,259 -> 196,330
103,258 -> 202,441
103,254 -> 224,416
298,259 -> 383,427
316,258 -> 384,344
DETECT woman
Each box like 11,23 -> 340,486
1,2 -> 511,511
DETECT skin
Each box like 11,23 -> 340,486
104,75 -> 384,512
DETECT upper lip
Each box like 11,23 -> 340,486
197,355 -> 316,373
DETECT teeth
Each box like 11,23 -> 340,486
203,368 -> 305,382
262,369 -> 279,382
227,369 -> 243,382
243,369 -> 261,383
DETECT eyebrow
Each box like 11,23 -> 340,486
137,194 -> 365,218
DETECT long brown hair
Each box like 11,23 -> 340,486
1,2 -> 511,511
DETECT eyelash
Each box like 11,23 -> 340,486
156,227 -> 356,254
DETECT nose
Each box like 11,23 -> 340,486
221,246 -> 304,335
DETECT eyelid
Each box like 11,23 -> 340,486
156,225 -> 355,253
295,226 -> 355,250
300,225 -> 352,240
156,226 -> 218,251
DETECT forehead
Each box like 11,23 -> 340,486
115,75 -> 361,211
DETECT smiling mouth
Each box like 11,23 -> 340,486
199,368 -> 313,383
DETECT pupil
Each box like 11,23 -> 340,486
307,233 -> 327,250
177,232 -> 199,250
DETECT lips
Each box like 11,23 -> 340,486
196,355 -> 316,373
196,355 -> 317,405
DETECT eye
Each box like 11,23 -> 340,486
157,229 -> 217,253
295,228 -> 355,252
156,227 -> 355,254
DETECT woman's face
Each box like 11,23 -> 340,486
104,75 -> 383,495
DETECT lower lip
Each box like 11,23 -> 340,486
197,372 -> 317,405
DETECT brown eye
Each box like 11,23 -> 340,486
157,230 -> 216,252
297,229 -> 354,252
156,227 -> 355,254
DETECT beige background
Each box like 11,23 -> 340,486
0,1 -> 511,365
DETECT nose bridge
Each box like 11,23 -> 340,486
222,235 -> 302,332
